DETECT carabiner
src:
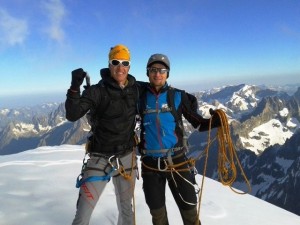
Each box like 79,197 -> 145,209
158,157 -> 168,171
108,155 -> 120,170
108,155 -> 116,168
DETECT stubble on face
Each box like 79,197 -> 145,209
148,63 -> 168,91
109,65 -> 130,85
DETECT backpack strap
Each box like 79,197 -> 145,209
138,86 -> 148,115
167,87 -> 188,147
166,87 -> 181,125
134,82 -> 141,115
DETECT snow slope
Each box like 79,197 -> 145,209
0,145 -> 299,225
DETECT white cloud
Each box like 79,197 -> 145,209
0,8 -> 29,47
41,0 -> 67,43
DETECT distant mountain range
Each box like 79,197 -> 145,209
1,83 -> 300,215
0,102 -> 90,155
186,84 -> 300,216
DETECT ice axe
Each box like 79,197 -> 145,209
84,72 -> 91,89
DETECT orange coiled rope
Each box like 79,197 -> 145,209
196,109 -> 251,224
216,109 -> 251,192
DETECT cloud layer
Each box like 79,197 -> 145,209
0,8 -> 28,47
41,0 -> 67,43
0,0 -> 66,49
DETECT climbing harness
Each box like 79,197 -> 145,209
141,153 -> 196,173
76,172 -> 113,188
141,146 -> 184,155
141,150 -> 200,206
76,152 -> 136,186
76,153 -> 115,188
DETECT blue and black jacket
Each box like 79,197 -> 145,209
139,83 -> 209,158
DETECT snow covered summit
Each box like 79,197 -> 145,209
0,145 -> 299,225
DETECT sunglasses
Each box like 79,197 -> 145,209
148,67 -> 169,74
109,59 -> 130,67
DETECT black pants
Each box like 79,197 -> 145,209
141,155 -> 200,225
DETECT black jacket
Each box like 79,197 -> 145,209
65,68 -> 139,154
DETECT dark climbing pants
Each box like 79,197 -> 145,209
142,155 -> 201,225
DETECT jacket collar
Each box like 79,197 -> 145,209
148,82 -> 169,94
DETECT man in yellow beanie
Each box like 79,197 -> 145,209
107,44 -> 131,88
66,44 -> 140,225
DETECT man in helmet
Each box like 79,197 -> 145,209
138,53 -> 221,225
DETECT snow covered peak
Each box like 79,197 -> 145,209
239,118 -> 294,154
0,109 -> 10,116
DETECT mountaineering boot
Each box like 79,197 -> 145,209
180,207 -> 201,225
150,206 -> 169,225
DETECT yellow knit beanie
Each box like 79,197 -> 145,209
109,44 -> 131,61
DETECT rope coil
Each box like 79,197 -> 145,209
196,109 -> 252,225
214,109 -> 251,193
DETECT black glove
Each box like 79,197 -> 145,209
209,108 -> 221,128
209,108 -> 215,116
70,68 -> 86,91
198,108 -> 221,132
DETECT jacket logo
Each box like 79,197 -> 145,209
161,104 -> 169,109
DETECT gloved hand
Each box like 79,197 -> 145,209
198,108 -> 221,132
209,108 -> 215,116
209,108 -> 221,128
70,68 -> 86,91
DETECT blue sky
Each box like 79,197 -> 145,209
1,0 -> 300,107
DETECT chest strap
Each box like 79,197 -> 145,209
142,107 -> 172,115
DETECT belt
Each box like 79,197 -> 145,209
141,147 -> 186,168
141,146 -> 185,155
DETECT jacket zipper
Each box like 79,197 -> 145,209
155,94 -> 164,149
